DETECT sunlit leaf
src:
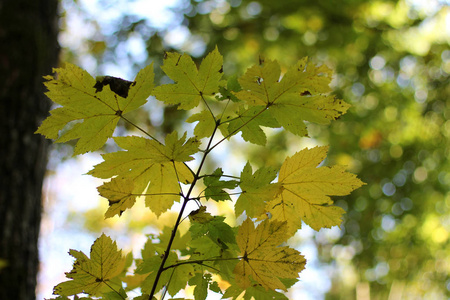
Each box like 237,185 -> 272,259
235,162 -> 281,218
203,168 -> 239,201
234,219 -> 306,291
88,133 -> 197,217
267,146 -> 365,233
234,58 -> 350,137
36,63 -> 154,155
153,47 -> 223,110
53,234 -> 126,297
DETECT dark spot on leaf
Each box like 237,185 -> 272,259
108,199 -> 120,205
300,90 -> 311,96
94,76 -> 133,98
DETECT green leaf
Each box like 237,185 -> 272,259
166,263 -> 195,297
36,63 -> 154,155
188,206 -> 214,223
88,135 -> 195,217
226,106 -> 279,145
132,295 -> 154,300
103,288 -> 127,300
186,110 -> 216,139
203,168 -> 239,201
188,273 -> 208,300
138,255 -> 169,295
158,226 -> 191,252
153,47 -> 223,110
223,283 -> 289,300
235,162 -> 281,218
53,234 -> 126,297
217,75 -> 241,102
188,236 -> 222,260
138,251 -> 194,296
189,212 -> 236,248
234,58 -> 350,137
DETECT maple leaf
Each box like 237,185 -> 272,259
234,58 -> 350,137
233,219 -> 306,291
97,177 -> 136,218
188,206 -> 214,223
89,133 -> 198,217
188,273 -> 208,300
36,63 -> 154,155
223,283 -> 289,300
202,168 -> 239,201
235,162 -> 281,218
186,110 -> 216,139
53,234 -> 126,297
227,106 -> 280,145
189,208 -> 236,248
266,146 -> 365,233
217,75 -> 241,102
152,46 -> 223,110
137,250 -> 194,296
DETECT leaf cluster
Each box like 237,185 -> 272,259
38,47 -> 364,299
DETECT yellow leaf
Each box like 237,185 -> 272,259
234,58 -> 350,137
152,46 -> 223,110
36,63 -> 154,155
234,219 -> 306,291
53,234 -> 126,297
144,162 -> 183,216
97,177 -> 136,218
267,146 -> 365,233
89,135 -> 194,217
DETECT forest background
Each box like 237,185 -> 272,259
32,0 -> 449,299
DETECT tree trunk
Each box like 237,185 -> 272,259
0,0 -> 59,299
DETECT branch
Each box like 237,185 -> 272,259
148,123 -> 220,300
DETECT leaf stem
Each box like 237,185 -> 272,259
120,115 -> 162,143
163,257 -> 240,271
210,105 -> 268,152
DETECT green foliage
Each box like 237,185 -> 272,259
38,48 -> 363,299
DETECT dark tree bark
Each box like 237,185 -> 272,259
0,0 -> 59,299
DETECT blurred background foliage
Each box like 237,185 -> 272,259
46,0 -> 449,299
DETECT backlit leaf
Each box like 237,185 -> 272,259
233,219 -> 306,291
53,234 -> 126,297
235,162 -> 281,218
153,47 -> 223,110
203,168 -> 239,201
36,63 -> 154,155
186,110 -> 216,139
97,177 -> 136,218
88,135 -> 196,217
226,106 -> 279,145
267,146 -> 365,233
234,58 -> 350,137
